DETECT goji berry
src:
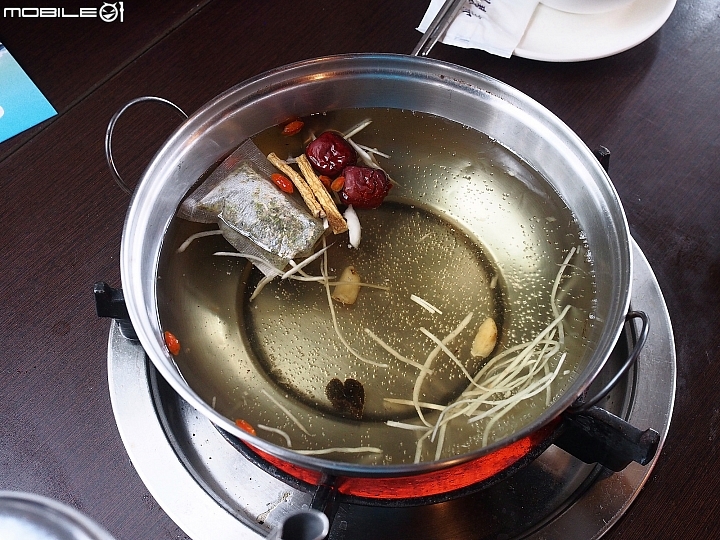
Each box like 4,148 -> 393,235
271,173 -> 294,193
164,331 -> 181,355
330,176 -> 345,192
235,418 -> 256,436
281,120 -> 304,136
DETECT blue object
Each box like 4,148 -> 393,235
0,43 -> 57,143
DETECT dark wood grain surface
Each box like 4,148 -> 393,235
1,1 -> 718,538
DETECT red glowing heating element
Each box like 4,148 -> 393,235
247,420 -> 559,499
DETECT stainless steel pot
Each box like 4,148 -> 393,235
111,53 -> 639,479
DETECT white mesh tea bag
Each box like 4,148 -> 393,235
177,140 -> 326,276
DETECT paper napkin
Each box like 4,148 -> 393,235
417,0 -> 541,58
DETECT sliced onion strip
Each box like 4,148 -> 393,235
385,420 -> 432,431
343,119 -> 372,139
365,328 -> 431,373
321,238 -> 387,367
257,424 -> 293,448
261,389 -> 311,436
383,398 -> 445,411
177,229 -> 223,253
412,312 -> 474,427
280,243 -> 333,280
344,205 -> 361,249
295,447 -> 382,456
411,294 -> 442,314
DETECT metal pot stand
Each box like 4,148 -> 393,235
107,240 -> 675,540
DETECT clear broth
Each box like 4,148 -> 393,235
157,108 -> 596,465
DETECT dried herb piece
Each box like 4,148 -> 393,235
325,378 -> 365,420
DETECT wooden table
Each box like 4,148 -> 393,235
1,1 -> 717,538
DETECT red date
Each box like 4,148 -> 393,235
339,166 -> 391,209
305,131 -> 356,176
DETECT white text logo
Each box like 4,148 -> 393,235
3,3 -> 124,22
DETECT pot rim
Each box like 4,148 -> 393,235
120,52 -> 632,477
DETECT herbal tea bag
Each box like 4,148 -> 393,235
177,140 -> 326,276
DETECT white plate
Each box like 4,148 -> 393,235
514,0 -> 677,62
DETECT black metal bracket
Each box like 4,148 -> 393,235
593,146 -> 611,173
570,311 -> 650,412
554,308 -> 659,471
310,479 -> 341,531
94,281 -> 137,340
554,406 -> 660,472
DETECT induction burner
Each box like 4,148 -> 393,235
107,240 -> 675,539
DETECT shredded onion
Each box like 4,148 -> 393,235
177,229 -> 223,253
280,243 -> 333,280
287,259 -> 312,278
347,138 -> 380,169
343,119 -> 372,139
414,429 -> 433,464
478,353 -> 568,446
295,447 -> 382,456
364,328 -> 432,373
257,424 -> 292,448
396,248 -> 581,461
288,275 -> 333,283
321,238 -> 388,368
551,246 -> 577,346
326,281 -> 389,291
410,294 -> 442,314
344,205 -> 361,248
261,389 -> 310,436
412,312 -> 474,427
434,423 -> 447,461
249,274 -> 275,302
386,420 -> 433,431
355,143 -> 390,159
383,398 -> 445,411
420,327 -> 479,388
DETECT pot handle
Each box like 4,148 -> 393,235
104,96 -> 188,195
555,405 -> 660,471
94,282 -> 137,340
554,311 -> 660,471
569,310 -> 649,412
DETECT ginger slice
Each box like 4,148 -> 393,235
296,154 -> 348,234
267,152 -> 324,218
471,317 -> 498,358
332,266 -> 362,305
